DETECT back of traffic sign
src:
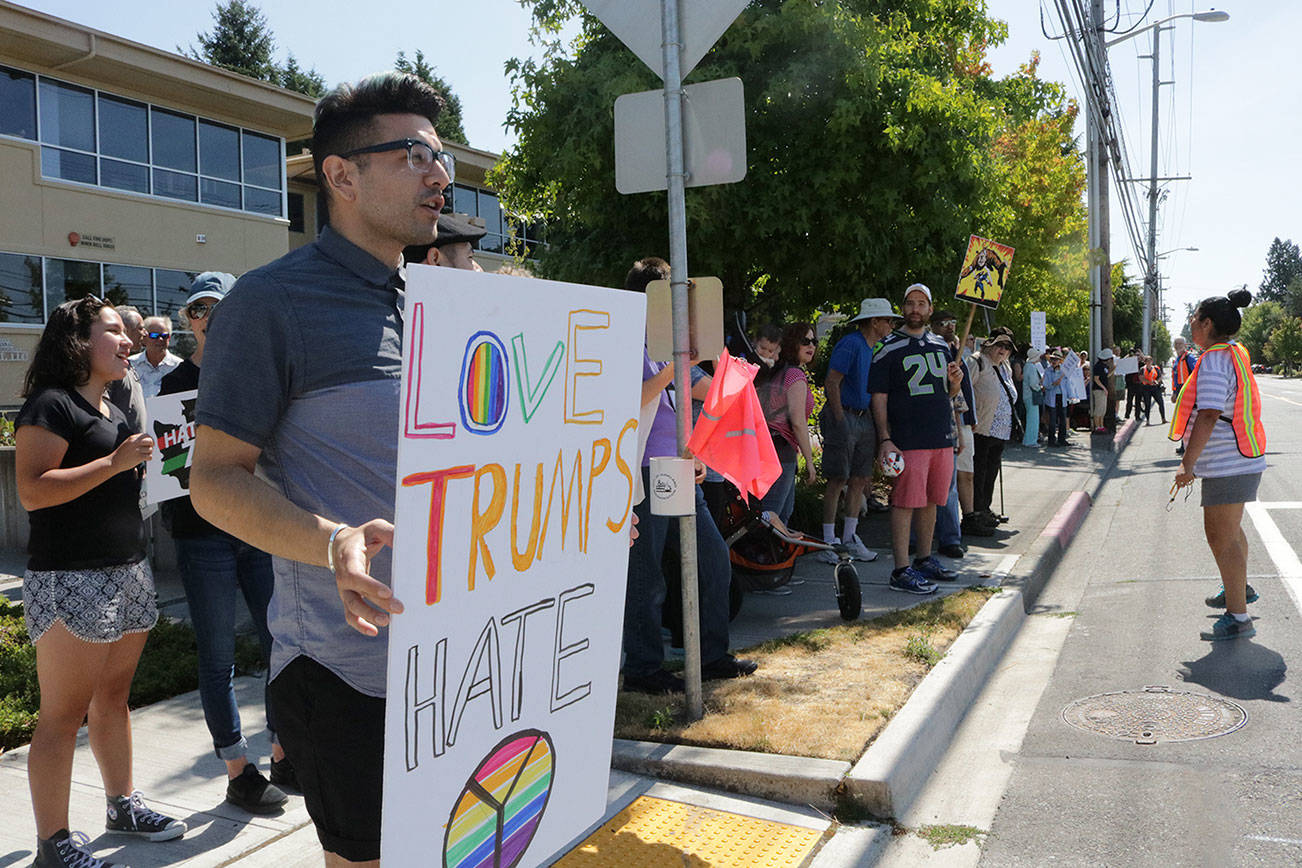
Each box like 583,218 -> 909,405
579,0 -> 749,80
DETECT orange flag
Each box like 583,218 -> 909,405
687,350 -> 782,500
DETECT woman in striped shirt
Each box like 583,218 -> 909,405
1172,289 -> 1265,641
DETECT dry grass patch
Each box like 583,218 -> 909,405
614,588 -> 997,762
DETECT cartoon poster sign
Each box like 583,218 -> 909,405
382,267 -> 646,867
143,389 -> 198,505
955,235 -> 1015,310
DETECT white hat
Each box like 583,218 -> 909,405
847,297 -> 902,324
904,283 -> 933,303
1027,347 -> 1042,362
1098,348 -> 1114,360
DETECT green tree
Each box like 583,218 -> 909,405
1265,317 -> 1302,376
1238,300 -> 1287,365
493,0 -> 1028,321
1282,275 -> 1302,318
395,51 -> 468,145
1109,261 -> 1143,350
185,1 -> 326,97
1150,320 -> 1172,365
1258,237 -> 1302,303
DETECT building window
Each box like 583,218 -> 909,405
44,258 -> 101,314
0,66 -> 37,140
102,264 -> 154,313
0,252 -> 44,324
154,269 -> 196,321
0,63 -> 286,218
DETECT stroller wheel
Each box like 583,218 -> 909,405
729,579 -> 744,621
835,561 -> 861,621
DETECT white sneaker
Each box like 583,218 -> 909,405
816,538 -> 841,564
845,536 -> 878,562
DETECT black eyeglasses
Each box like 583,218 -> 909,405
800,337 -> 817,346
338,138 -> 455,182
147,331 -> 170,340
186,302 -> 217,321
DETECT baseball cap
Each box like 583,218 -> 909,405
904,283 -> 932,303
187,271 -> 235,305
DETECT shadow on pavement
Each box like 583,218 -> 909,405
1178,639 -> 1289,703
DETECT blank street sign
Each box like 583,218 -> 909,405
614,77 -> 747,195
579,0 -> 750,81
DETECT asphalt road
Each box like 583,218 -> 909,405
975,374 -> 1302,866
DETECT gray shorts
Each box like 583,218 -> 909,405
819,407 -> 877,480
23,559 -> 158,643
1201,472 -> 1262,507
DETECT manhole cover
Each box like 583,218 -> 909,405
1062,685 -> 1247,744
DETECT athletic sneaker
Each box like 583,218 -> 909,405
844,536 -> 878,562
1200,613 -> 1256,642
105,791 -> 185,841
889,566 -> 938,595
269,756 -> 300,792
912,555 -> 959,582
226,763 -> 288,815
816,537 -> 842,565
1205,584 -> 1258,608
33,830 -> 115,867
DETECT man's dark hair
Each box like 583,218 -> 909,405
930,309 -> 956,325
756,323 -> 782,345
623,257 -> 669,292
312,72 -> 445,209
23,296 -> 107,397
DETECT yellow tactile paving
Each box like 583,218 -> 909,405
553,795 -> 823,867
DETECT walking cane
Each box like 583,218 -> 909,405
998,463 -> 1004,519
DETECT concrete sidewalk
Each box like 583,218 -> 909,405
0,422 -> 1136,866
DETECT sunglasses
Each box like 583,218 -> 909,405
147,331 -> 170,340
800,337 -> 817,347
186,301 -> 217,321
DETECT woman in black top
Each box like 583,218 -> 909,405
16,297 -> 184,867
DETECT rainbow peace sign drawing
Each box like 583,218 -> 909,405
443,730 -> 557,868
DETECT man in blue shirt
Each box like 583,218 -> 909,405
869,284 -> 964,594
818,298 -> 901,563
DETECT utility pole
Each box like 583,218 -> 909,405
1140,25 -> 1168,356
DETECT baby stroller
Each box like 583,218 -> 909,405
718,495 -> 862,622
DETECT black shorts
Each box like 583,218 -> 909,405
269,655 -> 385,862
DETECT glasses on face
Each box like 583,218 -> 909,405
339,138 -> 455,182
186,302 -> 217,321
938,319 -> 957,329
147,331 -> 170,341
800,337 -> 817,347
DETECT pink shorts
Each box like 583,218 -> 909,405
890,447 -> 954,509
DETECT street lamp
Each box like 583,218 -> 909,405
1107,11 -> 1229,355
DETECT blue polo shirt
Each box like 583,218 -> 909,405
197,225 -> 403,697
827,329 -> 876,410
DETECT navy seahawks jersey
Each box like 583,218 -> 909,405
868,329 -> 955,451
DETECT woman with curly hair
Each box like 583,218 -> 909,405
16,296 -> 184,868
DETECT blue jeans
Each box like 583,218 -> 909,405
757,457 -> 797,525
935,463 -> 962,547
623,467 -> 731,677
175,532 -> 276,759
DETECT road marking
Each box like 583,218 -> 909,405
1245,503 -> 1302,614
1244,834 -> 1302,846
1263,392 -> 1302,408
1257,502 -> 1302,510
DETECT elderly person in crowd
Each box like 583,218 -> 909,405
966,333 -> 1019,531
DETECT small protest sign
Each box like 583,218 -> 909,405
1030,311 -> 1047,351
955,235 -> 1015,310
143,389 -> 198,505
383,266 -> 646,867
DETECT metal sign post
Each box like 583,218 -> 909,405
659,0 -> 704,722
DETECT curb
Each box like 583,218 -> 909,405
610,739 -> 851,810
610,419 -> 1139,819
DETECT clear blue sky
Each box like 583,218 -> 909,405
26,1 -> 1298,340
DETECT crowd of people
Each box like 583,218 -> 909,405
9,69 -> 1270,868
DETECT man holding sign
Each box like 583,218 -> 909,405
191,73 -> 452,865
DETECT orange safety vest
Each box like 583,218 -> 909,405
1171,351 -> 1196,391
1168,342 -> 1266,457
1141,365 -> 1159,385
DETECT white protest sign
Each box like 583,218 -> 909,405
1114,355 -> 1140,376
383,266 -> 647,868
1029,311 -> 1047,351
143,389 -> 198,505
1063,358 -> 1087,402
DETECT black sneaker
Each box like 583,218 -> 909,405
269,756 -> 300,792
621,669 -> 685,694
105,791 -> 185,841
937,543 -> 966,559
34,830 -> 115,867
961,514 -> 996,537
226,763 -> 288,814
701,655 -> 758,680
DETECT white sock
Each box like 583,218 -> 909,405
1232,612 -> 1251,622
843,517 -> 859,542
823,523 -> 837,543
